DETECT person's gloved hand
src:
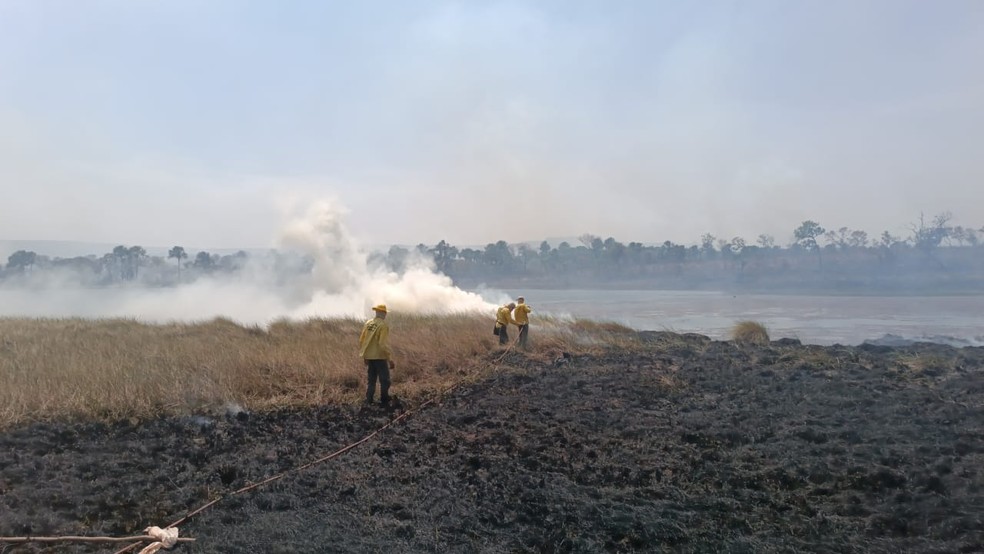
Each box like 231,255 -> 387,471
388,360 -> 396,370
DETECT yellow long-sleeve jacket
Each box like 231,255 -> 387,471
359,317 -> 392,360
514,302 -> 532,325
496,305 -> 517,328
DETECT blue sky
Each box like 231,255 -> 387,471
1,0 -> 982,250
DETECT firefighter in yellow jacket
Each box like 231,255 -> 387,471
359,304 -> 394,405
495,302 -> 517,345
514,296 -> 532,348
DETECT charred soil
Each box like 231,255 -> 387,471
2,335 -> 983,553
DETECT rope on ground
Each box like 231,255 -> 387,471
136,526 -> 180,554
108,340 -> 519,554
0,532 -> 192,546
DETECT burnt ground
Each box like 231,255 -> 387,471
2,334 -> 983,553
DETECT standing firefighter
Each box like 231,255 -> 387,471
514,296 -> 532,348
495,302 -> 517,346
359,304 -> 395,405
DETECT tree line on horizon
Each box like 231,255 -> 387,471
2,213 -> 983,291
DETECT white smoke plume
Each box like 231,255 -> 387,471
278,199 -> 495,317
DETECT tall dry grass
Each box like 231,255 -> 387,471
0,314 -> 639,428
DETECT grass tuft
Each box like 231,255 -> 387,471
731,321 -> 770,346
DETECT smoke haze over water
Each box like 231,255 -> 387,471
0,200 -> 498,323
1,2 -> 983,250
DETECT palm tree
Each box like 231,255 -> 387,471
168,246 -> 188,280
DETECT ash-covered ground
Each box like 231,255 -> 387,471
2,333 -> 983,553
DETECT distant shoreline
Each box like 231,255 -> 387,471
460,280 -> 984,297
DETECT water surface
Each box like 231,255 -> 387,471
506,289 -> 984,346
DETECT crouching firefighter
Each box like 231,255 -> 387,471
495,302 -> 517,346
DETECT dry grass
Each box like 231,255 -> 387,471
778,346 -> 839,370
649,373 -> 686,394
566,318 -> 640,348
731,320 -> 770,346
0,314 -> 638,428
893,353 -> 955,378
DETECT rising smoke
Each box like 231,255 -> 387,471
0,199 -> 498,323
277,199 -> 496,318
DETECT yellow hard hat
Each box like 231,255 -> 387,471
372,304 -> 388,313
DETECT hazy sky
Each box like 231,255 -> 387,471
1,0 -> 982,251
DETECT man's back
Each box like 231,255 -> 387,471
496,305 -> 515,326
360,317 -> 391,360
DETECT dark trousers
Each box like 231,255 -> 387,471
498,325 -> 509,345
366,359 -> 390,403
518,324 -> 529,348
